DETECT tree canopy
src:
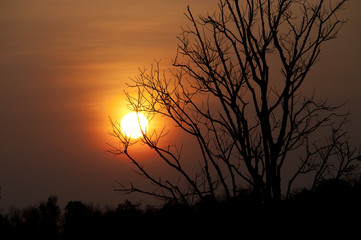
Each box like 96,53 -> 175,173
109,0 -> 360,204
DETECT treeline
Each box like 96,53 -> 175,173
1,178 -> 361,238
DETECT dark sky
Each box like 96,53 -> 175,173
0,0 -> 360,210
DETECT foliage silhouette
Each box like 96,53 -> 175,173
63,201 -> 101,237
1,179 -> 360,238
0,196 -> 60,239
38,196 -> 60,237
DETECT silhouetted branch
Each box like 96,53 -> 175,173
286,114 -> 361,197
109,0 -> 358,204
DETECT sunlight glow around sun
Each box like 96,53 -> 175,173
120,112 -> 149,139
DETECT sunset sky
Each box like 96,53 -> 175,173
1,0 -> 360,210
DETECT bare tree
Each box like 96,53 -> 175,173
109,0 -> 360,204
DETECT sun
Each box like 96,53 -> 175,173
120,112 -> 149,139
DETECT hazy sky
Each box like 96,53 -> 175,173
1,0 -> 360,210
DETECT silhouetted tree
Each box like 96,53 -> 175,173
0,212 -> 12,236
63,201 -> 101,237
1,193 -> 360,237
18,206 -> 41,237
115,200 -> 143,218
38,196 -> 60,237
109,0 -> 360,204
0,196 -> 60,238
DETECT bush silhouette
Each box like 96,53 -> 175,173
63,201 -> 102,237
1,181 -> 361,238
